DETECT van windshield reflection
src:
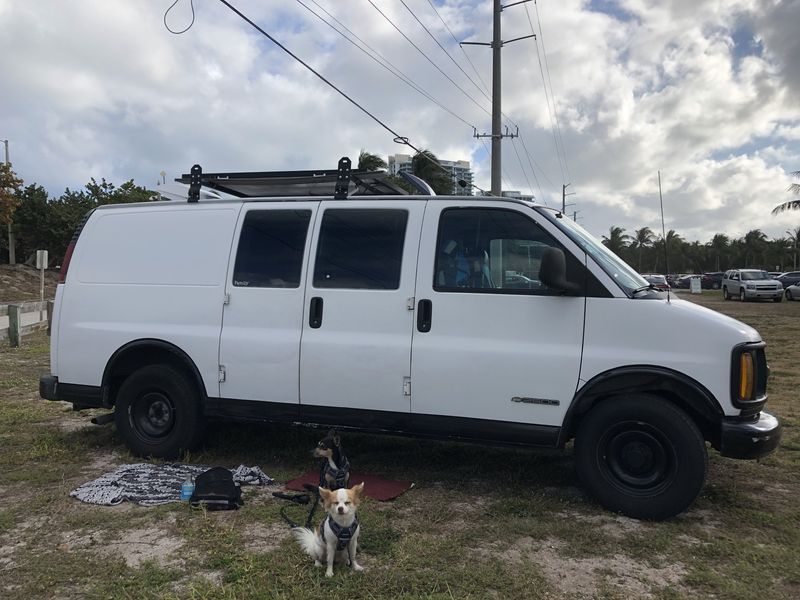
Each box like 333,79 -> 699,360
541,211 -> 648,295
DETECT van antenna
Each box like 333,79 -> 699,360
658,170 -> 670,303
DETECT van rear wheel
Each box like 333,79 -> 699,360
575,395 -> 707,520
114,364 -> 204,459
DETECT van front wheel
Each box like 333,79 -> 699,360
575,395 -> 707,520
114,364 -> 204,459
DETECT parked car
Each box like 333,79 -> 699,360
722,269 -> 783,302
38,165 -> 781,520
701,272 -> 724,290
673,274 -> 695,289
777,271 -> 800,288
784,282 -> 800,301
641,273 -> 670,291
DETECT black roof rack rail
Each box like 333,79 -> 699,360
176,157 -> 411,199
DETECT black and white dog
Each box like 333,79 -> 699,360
313,429 -> 351,490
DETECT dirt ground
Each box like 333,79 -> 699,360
0,290 -> 798,599
0,264 -> 59,303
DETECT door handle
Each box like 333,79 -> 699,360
417,299 -> 432,332
309,297 -> 323,328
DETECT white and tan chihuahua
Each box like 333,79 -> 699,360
292,483 -> 365,577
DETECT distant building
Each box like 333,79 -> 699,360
387,153 -> 474,196
501,190 -> 535,202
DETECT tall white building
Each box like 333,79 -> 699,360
501,190 -> 535,202
387,153 -> 474,196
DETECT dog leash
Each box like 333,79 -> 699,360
275,484 -> 321,529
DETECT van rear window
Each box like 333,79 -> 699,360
233,209 -> 312,288
313,209 -> 408,290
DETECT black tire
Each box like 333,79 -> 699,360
114,364 -> 205,459
722,287 -> 729,300
575,395 -> 707,520
773,296 -> 782,303
787,290 -> 793,301
740,289 -> 746,302
712,282 -> 720,290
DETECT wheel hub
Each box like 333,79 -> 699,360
603,425 -> 674,493
132,391 -> 175,439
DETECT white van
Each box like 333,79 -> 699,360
40,165 -> 781,520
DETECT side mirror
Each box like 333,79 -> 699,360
539,247 -> 579,294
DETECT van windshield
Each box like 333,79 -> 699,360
540,210 -> 648,295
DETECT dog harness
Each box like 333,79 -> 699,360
323,459 -> 350,490
322,514 -> 359,551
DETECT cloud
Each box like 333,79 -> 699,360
0,0 -> 798,245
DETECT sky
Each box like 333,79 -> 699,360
1,0 -> 799,242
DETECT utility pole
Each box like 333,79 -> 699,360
462,0 -> 534,196
2,139 -> 13,265
562,182 -> 575,213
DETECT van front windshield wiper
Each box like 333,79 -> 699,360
631,283 -> 658,296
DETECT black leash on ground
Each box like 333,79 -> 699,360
276,458 -> 328,529
274,483 -> 321,529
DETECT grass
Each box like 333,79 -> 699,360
0,291 -> 799,599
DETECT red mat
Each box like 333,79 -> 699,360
284,470 -> 413,501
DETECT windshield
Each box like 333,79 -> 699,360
741,271 -> 770,281
540,209 -> 648,294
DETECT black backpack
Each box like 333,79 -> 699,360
190,467 -> 243,510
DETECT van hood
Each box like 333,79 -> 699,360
664,297 -> 760,342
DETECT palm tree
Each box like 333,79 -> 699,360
742,229 -> 767,268
601,226 -> 631,257
630,227 -> 655,272
357,150 -> 387,172
708,233 -> 729,271
412,150 -> 452,195
787,226 -> 800,270
653,230 -> 683,273
771,170 -> 800,214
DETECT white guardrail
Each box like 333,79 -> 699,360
0,301 -> 53,345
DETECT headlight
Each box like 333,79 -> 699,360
731,342 -> 768,410
746,284 -> 755,289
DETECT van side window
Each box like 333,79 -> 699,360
233,210 -> 312,288
314,209 -> 408,290
434,208 -> 581,294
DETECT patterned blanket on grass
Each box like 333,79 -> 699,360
70,463 -> 274,506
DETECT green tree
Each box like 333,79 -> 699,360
11,178 -> 155,264
708,233 -> 729,271
771,170 -> 800,214
0,162 -> 23,264
412,150 -> 452,195
357,150 -> 387,171
11,184 -> 52,264
630,227 -> 655,272
601,226 -> 631,256
742,229 -> 767,268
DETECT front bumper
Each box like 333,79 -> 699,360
744,289 -> 782,299
719,411 -> 781,459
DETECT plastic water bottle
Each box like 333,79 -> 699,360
180,477 -> 195,501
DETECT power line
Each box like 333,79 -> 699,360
424,0 -> 492,100
510,137 -> 533,198
525,1 -> 570,185
534,0 -> 571,184
215,0 -> 480,192
365,0 -> 493,119
296,0 -> 475,129
416,0 -> 550,198
399,0 -> 493,107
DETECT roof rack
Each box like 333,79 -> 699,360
176,157 -> 412,199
